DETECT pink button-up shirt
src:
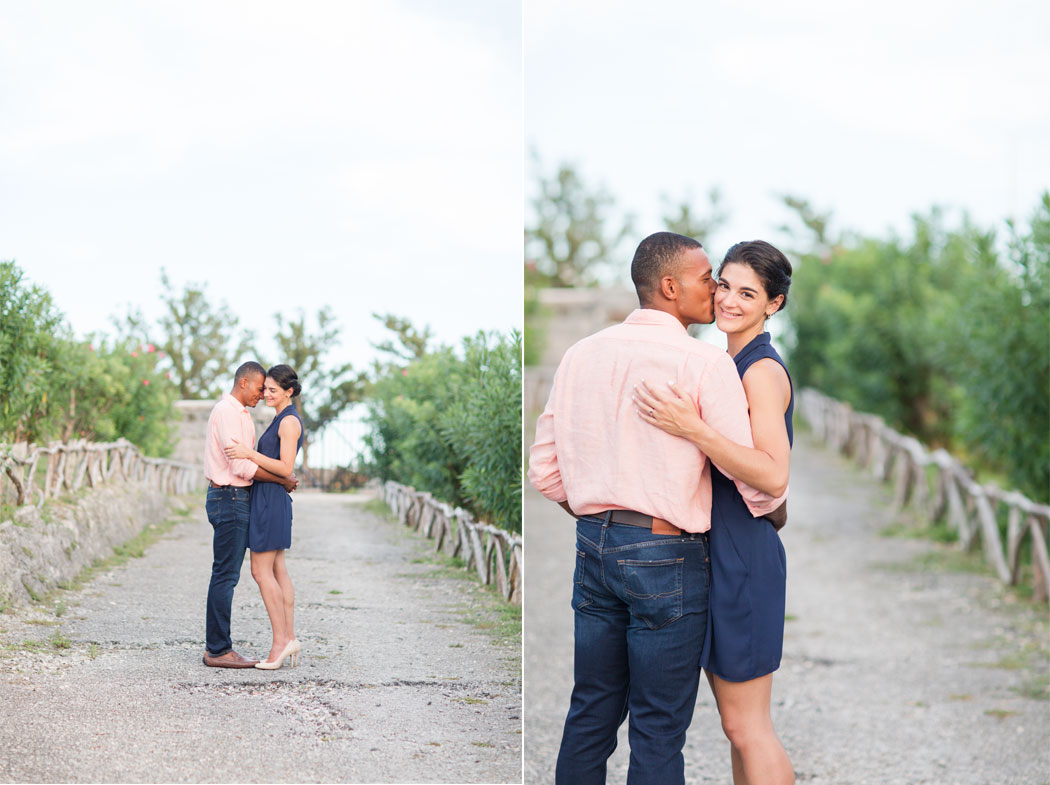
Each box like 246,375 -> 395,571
204,394 -> 258,487
528,308 -> 785,533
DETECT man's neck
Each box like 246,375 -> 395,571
230,390 -> 250,408
639,301 -> 692,330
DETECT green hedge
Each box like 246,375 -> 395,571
364,330 -> 522,531
786,193 -> 1049,503
0,261 -> 177,455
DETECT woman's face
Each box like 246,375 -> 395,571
714,262 -> 778,335
262,376 -> 292,408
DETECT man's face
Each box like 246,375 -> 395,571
671,247 -> 716,326
241,373 -> 265,407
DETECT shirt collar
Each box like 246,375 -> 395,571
224,393 -> 248,413
624,308 -> 689,333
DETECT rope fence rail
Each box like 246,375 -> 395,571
379,481 -> 523,605
798,388 -> 1050,602
1,438 -> 203,511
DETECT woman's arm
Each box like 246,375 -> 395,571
633,358 -> 791,496
224,416 -> 302,478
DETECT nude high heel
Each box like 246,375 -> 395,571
254,639 -> 300,670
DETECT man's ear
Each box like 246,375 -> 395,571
658,275 -> 677,300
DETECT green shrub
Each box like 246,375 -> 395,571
785,193 -> 1049,502
364,329 -> 522,531
0,261 -> 177,456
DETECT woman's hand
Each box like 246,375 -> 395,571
224,438 -> 254,461
633,380 -> 708,440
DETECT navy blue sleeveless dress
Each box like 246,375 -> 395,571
248,404 -> 303,553
700,332 -> 793,682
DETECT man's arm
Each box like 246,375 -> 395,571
255,467 -> 298,493
212,408 -> 258,482
697,354 -> 786,516
527,358 -> 575,508
527,406 -> 568,504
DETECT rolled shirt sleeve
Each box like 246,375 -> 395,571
528,399 -> 568,503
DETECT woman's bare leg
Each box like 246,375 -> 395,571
708,671 -> 794,785
705,671 -> 746,785
273,549 -> 295,642
250,550 -> 291,661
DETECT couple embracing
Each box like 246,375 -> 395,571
202,361 -> 306,671
529,232 -> 795,784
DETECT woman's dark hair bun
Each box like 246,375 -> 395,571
267,364 -> 301,397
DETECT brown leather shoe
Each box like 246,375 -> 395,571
203,649 -> 259,668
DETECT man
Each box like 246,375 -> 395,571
528,232 -> 785,784
203,361 -> 297,668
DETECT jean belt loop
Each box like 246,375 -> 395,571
602,510 -> 613,527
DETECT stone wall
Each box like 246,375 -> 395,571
0,483 -> 180,608
0,398 -> 277,610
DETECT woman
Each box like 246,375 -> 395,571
633,240 -> 795,785
224,364 -> 304,670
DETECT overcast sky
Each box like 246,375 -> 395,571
525,0 -> 1050,269
2,0 -> 522,372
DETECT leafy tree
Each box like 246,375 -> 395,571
370,312 -> 434,364
0,261 -> 66,443
110,270 -> 250,399
526,155 -> 633,287
778,194 -> 834,248
661,187 -> 728,244
272,307 -> 364,472
156,270 -> 251,399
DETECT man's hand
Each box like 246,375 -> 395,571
282,473 -> 299,494
766,500 -> 787,531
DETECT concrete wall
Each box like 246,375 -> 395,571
172,399 -> 275,467
525,287 -> 638,415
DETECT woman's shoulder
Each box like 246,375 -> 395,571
741,357 -> 791,399
278,408 -> 303,433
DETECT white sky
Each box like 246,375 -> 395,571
525,0 -> 1050,269
2,0 -> 523,373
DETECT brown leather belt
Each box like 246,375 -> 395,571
208,482 -> 248,489
600,509 -> 684,536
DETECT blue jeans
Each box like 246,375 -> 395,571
204,486 -> 250,656
556,516 -> 711,785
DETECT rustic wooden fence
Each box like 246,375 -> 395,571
380,481 -> 523,605
798,388 -> 1050,602
0,438 -> 202,509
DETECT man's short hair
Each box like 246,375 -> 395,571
233,361 -> 266,386
631,232 -> 703,305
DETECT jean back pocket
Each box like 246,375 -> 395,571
618,557 -> 684,630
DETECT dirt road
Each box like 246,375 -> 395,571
0,490 -> 522,784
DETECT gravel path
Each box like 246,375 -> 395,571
524,434 -> 1050,785
0,489 -> 522,784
